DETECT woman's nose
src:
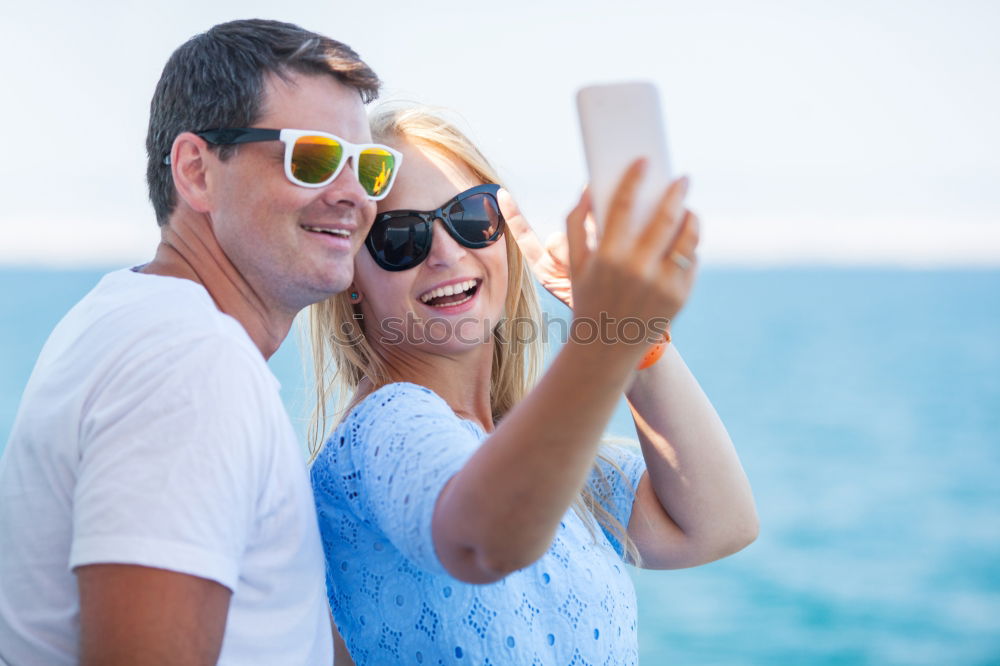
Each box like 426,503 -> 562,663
424,219 -> 467,268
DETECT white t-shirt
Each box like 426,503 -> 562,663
0,269 -> 333,665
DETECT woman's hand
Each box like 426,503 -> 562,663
501,171 -> 700,324
499,189 -> 575,308
566,161 -> 701,362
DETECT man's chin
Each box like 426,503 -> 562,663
314,270 -> 356,304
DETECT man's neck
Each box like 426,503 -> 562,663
140,212 -> 292,359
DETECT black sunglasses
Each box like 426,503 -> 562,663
365,184 -> 506,271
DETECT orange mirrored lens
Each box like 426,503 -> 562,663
290,135 -> 343,184
358,149 -> 396,196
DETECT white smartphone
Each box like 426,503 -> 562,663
576,81 -> 673,231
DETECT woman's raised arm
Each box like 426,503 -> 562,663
433,163 -> 698,583
503,182 -> 758,571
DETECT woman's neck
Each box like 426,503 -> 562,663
359,341 -> 497,433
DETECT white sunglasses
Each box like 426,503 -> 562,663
164,127 -> 403,200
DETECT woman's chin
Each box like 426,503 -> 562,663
413,317 -> 496,354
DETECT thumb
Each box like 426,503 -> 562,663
498,188 -> 544,265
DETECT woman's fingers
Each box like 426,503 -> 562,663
633,176 -> 689,267
565,188 -> 592,273
600,159 -> 647,250
661,210 -> 700,275
543,231 -> 570,267
498,188 -> 544,266
533,231 -> 575,308
583,214 -> 598,251
568,168 -> 702,348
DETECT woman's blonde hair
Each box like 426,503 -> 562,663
307,103 -> 639,564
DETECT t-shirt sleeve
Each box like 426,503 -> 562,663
588,443 -> 647,558
69,337 -> 273,592
331,383 -> 482,576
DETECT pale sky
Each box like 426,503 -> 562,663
1,0 -> 998,266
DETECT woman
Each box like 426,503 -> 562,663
309,105 -> 757,664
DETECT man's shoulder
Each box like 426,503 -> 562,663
62,269 -> 257,359
86,269 -> 237,336
31,269 -> 269,400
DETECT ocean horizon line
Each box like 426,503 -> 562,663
3,214 -> 999,270
2,259 -> 998,271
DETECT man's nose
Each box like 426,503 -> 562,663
320,156 -> 369,209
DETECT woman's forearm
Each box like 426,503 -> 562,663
432,338 -> 639,583
625,344 -> 758,568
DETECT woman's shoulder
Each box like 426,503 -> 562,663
312,383 -> 440,480
312,381 -> 484,490
322,382 -> 469,451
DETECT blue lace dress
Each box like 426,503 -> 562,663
311,382 -> 646,665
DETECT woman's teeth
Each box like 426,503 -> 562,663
419,279 -> 478,305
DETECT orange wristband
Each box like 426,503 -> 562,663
636,330 -> 671,370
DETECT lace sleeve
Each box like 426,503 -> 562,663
588,444 -> 646,557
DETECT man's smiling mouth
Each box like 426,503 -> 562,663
302,225 -> 350,238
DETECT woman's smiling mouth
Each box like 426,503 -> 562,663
418,278 -> 481,308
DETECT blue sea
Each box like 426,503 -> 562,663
2,267 -> 998,665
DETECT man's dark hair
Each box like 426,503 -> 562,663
146,19 -> 381,226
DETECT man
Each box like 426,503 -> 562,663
0,19 -> 397,664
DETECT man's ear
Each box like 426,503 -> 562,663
169,132 -> 215,214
